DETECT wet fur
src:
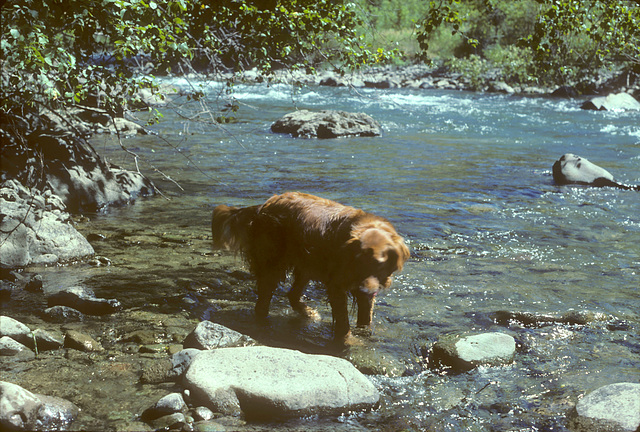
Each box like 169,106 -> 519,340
211,191 -> 410,343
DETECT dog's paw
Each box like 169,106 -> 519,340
300,306 -> 321,321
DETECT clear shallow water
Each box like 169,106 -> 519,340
40,81 -> 640,429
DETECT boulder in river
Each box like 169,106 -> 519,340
570,382 -> 640,432
430,332 -> 517,373
183,346 -> 380,419
581,92 -> 640,111
0,381 -> 79,431
271,109 -> 381,138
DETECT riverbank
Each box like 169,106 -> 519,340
222,62 -> 640,98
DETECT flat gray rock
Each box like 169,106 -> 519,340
431,332 -> 516,372
271,110 -> 381,138
184,346 -> 379,419
572,382 -> 640,432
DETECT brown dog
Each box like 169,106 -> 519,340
211,191 -> 409,344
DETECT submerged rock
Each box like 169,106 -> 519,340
0,381 -> 79,431
47,286 -> 121,316
271,110 -> 381,138
492,310 -> 594,327
430,332 -> 516,372
182,321 -> 255,350
184,346 -> 380,419
571,382 -> 640,432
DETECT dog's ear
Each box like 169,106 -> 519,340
393,240 -> 410,271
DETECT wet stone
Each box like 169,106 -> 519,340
122,329 -> 161,345
42,305 -> 85,323
572,382 -> 640,432
139,344 -> 167,354
63,330 -> 104,352
0,381 -> 79,431
182,321 -> 255,350
24,274 -> 43,292
192,406 -> 215,422
139,357 -> 173,384
142,392 -> 188,421
431,332 -> 516,373
346,346 -> 407,377
32,328 -> 64,351
47,286 -> 121,315
148,412 -> 188,430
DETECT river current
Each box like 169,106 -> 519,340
34,80 -> 640,430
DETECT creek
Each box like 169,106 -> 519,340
9,80 -> 640,430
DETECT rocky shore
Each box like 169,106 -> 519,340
2,290 -> 639,431
236,63 -> 640,101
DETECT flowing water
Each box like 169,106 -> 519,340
12,80 -> 640,430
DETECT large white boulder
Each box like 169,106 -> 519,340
183,346 -> 379,419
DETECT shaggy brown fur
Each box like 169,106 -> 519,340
211,191 -> 409,344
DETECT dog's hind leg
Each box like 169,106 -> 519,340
287,271 -> 319,319
255,273 -> 279,320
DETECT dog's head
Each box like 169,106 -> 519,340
346,221 -> 410,296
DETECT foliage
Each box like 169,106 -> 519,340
519,0 -> 640,83
0,0 -> 393,122
416,0 -> 640,84
446,45 -> 536,90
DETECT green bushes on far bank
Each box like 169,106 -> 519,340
358,0 -> 640,88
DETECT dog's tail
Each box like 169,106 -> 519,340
211,204 -> 261,253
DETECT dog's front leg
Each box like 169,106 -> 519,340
328,286 -> 350,343
355,290 -> 375,328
